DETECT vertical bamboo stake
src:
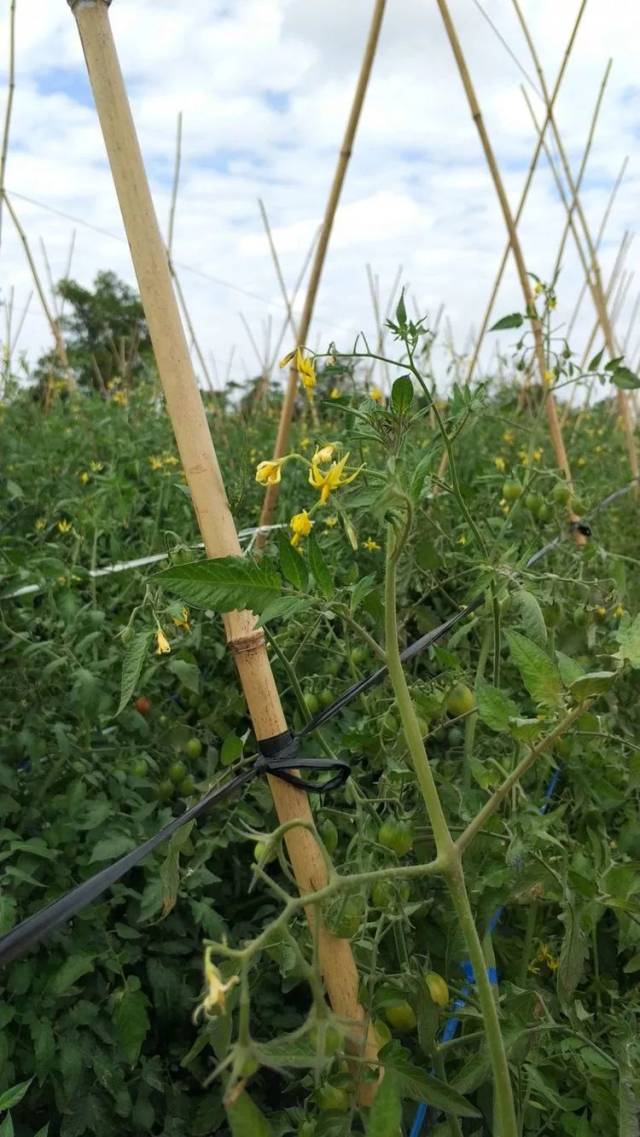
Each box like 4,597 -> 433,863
0,0 -> 16,250
67,0 -> 378,1084
464,0 -> 587,385
512,0 -> 638,485
566,156 -> 627,343
435,0 -> 575,506
259,0 -> 388,536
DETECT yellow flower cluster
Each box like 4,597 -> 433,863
290,509 -> 313,548
193,947 -> 239,1023
308,446 -> 360,505
57,519 -> 72,534
279,347 -> 316,398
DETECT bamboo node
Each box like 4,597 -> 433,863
228,630 -> 266,657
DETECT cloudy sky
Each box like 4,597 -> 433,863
0,0 -> 639,391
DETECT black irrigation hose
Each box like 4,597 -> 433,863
0,475 -> 637,968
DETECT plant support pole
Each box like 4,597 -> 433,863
258,0 -> 387,538
67,0 -> 378,1081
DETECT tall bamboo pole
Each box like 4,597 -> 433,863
67,0 -> 378,1083
566,156 -> 627,343
258,0 -> 388,536
0,0 -> 16,250
3,193 -> 69,372
464,0 -> 587,385
435,0 -> 574,502
512,0 -> 638,484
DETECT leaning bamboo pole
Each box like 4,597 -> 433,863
512,0 -> 638,484
67,0 -> 378,1085
463,0 -> 587,385
0,0 -> 16,250
435,0 -> 575,509
258,0 -> 388,537
3,193 -> 69,373
566,156 -> 627,343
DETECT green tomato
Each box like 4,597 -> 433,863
446,683 -> 476,717
447,727 -> 464,747
502,479 -> 523,502
537,502 -> 552,522
183,737 -> 203,760
309,1023 -> 343,1056
571,495 -> 586,515
524,492 -> 542,517
156,778 -> 175,802
384,999 -> 417,1032
326,894 -> 365,939
371,879 -> 395,909
319,688 -> 334,709
131,758 -> 148,778
378,819 -> 414,857
169,760 -> 187,785
555,737 -> 572,758
552,481 -> 571,505
350,646 -> 367,665
304,691 -> 320,715
315,1085 -> 350,1112
319,819 -> 338,856
576,712 -> 599,734
253,839 -> 277,865
178,775 -> 196,797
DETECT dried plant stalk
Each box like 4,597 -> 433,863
67,0 -> 378,1085
259,0 -> 388,536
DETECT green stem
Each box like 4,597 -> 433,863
518,904 -> 537,987
463,623 -> 492,791
433,1050 -> 464,1137
384,528 -> 517,1137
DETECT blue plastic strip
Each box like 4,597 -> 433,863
409,766 -> 561,1135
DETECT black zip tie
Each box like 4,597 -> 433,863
0,742 -> 347,968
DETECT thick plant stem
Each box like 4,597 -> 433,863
384,530 -> 517,1136
258,0 -> 387,539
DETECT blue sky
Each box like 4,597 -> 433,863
1,0 -> 639,388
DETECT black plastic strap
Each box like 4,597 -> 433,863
257,731 -> 350,792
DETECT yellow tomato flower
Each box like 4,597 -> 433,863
308,453 -> 360,505
577,456 -> 586,467
79,471 -> 90,484
112,390 -> 128,407
457,534 -> 467,545
370,386 -> 384,404
613,604 -> 625,619
255,457 -> 286,486
163,454 -> 179,466
543,369 -> 555,385
149,456 -> 163,470
532,448 -> 543,462
295,347 -> 316,394
595,605 -> 607,619
172,607 -> 190,632
299,436 -> 311,452
329,387 -> 341,399
363,537 -> 380,551
278,349 -> 296,369
57,519 -> 72,534
324,515 -> 338,528
155,627 -> 171,655
529,943 -> 559,973
548,296 -> 557,309
290,509 -> 314,548
533,282 -> 544,296
193,947 -> 239,1023
312,443 -> 338,465
494,456 -> 506,472
35,518 -> 46,531
502,430 -> 514,445
90,461 -> 104,473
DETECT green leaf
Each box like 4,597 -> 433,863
475,680 -> 519,733
89,833 -> 136,863
221,732 -> 244,765
50,955 -> 95,997
508,716 -> 544,742
556,651 -> 584,687
350,574 -> 377,614
117,630 -> 152,716
391,375 -> 414,412
257,596 -> 311,626
569,671 -> 616,700
253,1031 -> 319,1069
588,347 -> 605,372
513,589 -> 547,647
0,1115 -> 13,1137
167,658 -> 200,696
158,556 -> 281,614
489,312 -> 523,331
226,1091 -> 274,1137
276,534 -> 308,591
614,614 -> 640,668
557,902 -> 587,1006
160,821 -> 194,918
308,535 -> 333,598
0,1079 -> 33,1111
382,1042 -> 480,1117
611,366 -> 640,390
112,985 -> 150,1065
395,289 -> 407,326
366,1071 -> 402,1137
505,630 -> 563,710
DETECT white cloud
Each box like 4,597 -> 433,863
1,0 -> 639,389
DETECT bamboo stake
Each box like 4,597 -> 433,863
579,231 -> 631,370
259,0 -> 388,536
464,0 -> 587,385
435,0 -> 575,506
0,0 -> 16,250
512,0 -> 638,484
566,157 -> 627,343
67,0 -> 378,1082
3,193 -> 69,372
167,110 -> 182,259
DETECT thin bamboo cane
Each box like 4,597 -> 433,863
67,0 -> 378,1085
566,157 -> 627,342
579,233 -> 631,371
435,0 -> 575,508
3,193 -> 69,372
167,110 -> 182,259
512,0 -> 638,484
258,197 -> 300,343
259,0 -> 388,536
0,0 -> 16,250
464,0 -> 587,386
